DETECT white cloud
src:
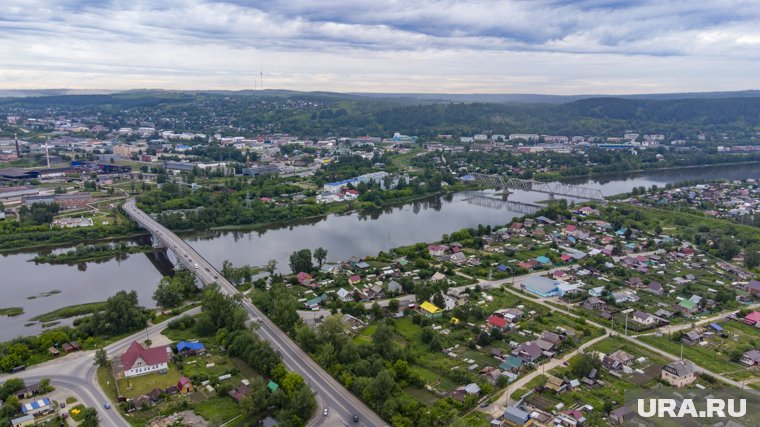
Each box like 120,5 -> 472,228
0,0 -> 758,93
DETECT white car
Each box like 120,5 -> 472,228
194,263 -> 199,269
324,408 -> 328,416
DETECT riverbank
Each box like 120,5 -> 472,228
208,189 -> 456,232
29,302 -> 108,322
31,244 -> 154,265
534,159 -> 760,183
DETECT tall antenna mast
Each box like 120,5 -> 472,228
260,70 -> 263,90
14,133 -> 20,158
44,137 -> 51,169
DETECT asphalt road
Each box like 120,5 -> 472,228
123,199 -> 386,427
0,308 -> 201,427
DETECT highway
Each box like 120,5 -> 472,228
122,199 -> 386,427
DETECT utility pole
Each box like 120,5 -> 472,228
624,312 -> 629,337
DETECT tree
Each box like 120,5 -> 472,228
265,259 -> 278,276
95,348 -> 109,367
0,395 -> 20,418
388,299 -> 400,313
313,247 -> 328,268
570,352 -> 600,378
79,290 -> 150,336
240,377 -> 269,419
289,249 -> 313,274
363,369 -> 395,411
80,407 -> 99,427
152,277 -> 183,308
371,302 -> 383,320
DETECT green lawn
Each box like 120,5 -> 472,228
117,365 -> 183,398
193,396 -> 242,425
97,365 -> 119,402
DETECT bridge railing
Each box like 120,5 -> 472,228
469,173 -> 606,202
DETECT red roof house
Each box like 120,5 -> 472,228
744,311 -> 760,325
487,315 -> 508,330
121,341 -> 169,378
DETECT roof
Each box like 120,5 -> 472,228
21,398 -> 51,414
487,315 -> 507,328
267,380 -> 279,392
178,376 -> 192,386
463,383 -> 481,394
664,360 -> 696,377
420,301 -> 442,314
678,299 -> 697,310
521,276 -> 559,294
176,341 -> 205,352
745,311 -> 760,322
122,341 -> 168,371
504,406 -> 531,424
709,323 -> 724,332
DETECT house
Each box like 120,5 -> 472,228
540,331 -> 562,347
676,299 -> 699,315
612,290 -> 639,303
420,301 -> 443,318
603,349 -> 633,370
428,245 -> 447,257
503,405 -> 532,426
229,384 -> 250,403
430,272 -> 447,282
557,282 -> 581,297
296,272 -> 312,286
588,286 -> 604,297
176,341 -> 205,355
647,281 -> 663,295
500,355 -> 524,373
21,398 -> 53,416
740,350 -> 760,366
512,341 -> 543,363
387,280 -> 403,294
177,377 -> 193,394
348,275 -> 361,285
582,297 -> 606,311
450,252 -> 467,264
487,315 -> 508,331
747,280 -> 760,296
336,287 -> 354,302
520,276 -> 561,297
681,331 -> 703,345
609,406 -> 634,425
479,366 -> 503,385
745,311 -> 760,325
632,310 -> 657,325
15,384 -> 42,400
10,414 -> 35,427
121,341 -> 169,378
661,360 -> 697,387
544,375 -> 567,392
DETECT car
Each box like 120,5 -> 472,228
562,361 -> 569,366
352,415 -> 359,423
104,402 -> 111,409
60,402 -> 66,409
480,402 -> 490,408
194,263 -> 199,269
323,408 -> 328,416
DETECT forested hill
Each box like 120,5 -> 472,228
1,91 -> 759,139
369,97 -> 760,138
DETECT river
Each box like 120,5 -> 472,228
0,163 -> 757,340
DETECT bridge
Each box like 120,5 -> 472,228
468,173 -> 606,203
462,195 -> 542,214
123,199 -> 386,427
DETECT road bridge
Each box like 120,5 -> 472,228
122,199 -> 386,427
468,173 -> 606,203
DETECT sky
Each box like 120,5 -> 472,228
1,0 -> 759,94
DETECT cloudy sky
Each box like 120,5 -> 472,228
1,0 -> 758,94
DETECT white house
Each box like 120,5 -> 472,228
122,341 -> 169,378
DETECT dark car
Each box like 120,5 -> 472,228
352,415 -> 359,423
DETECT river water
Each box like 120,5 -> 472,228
1,163 -> 757,340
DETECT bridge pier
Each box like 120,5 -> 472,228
175,258 -> 187,271
150,233 -> 165,249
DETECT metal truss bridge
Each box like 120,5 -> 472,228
468,173 -> 606,203
462,195 -> 542,214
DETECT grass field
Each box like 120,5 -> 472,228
117,365 -> 183,398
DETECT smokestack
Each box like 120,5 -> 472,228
45,143 -> 50,169
14,133 -> 20,158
